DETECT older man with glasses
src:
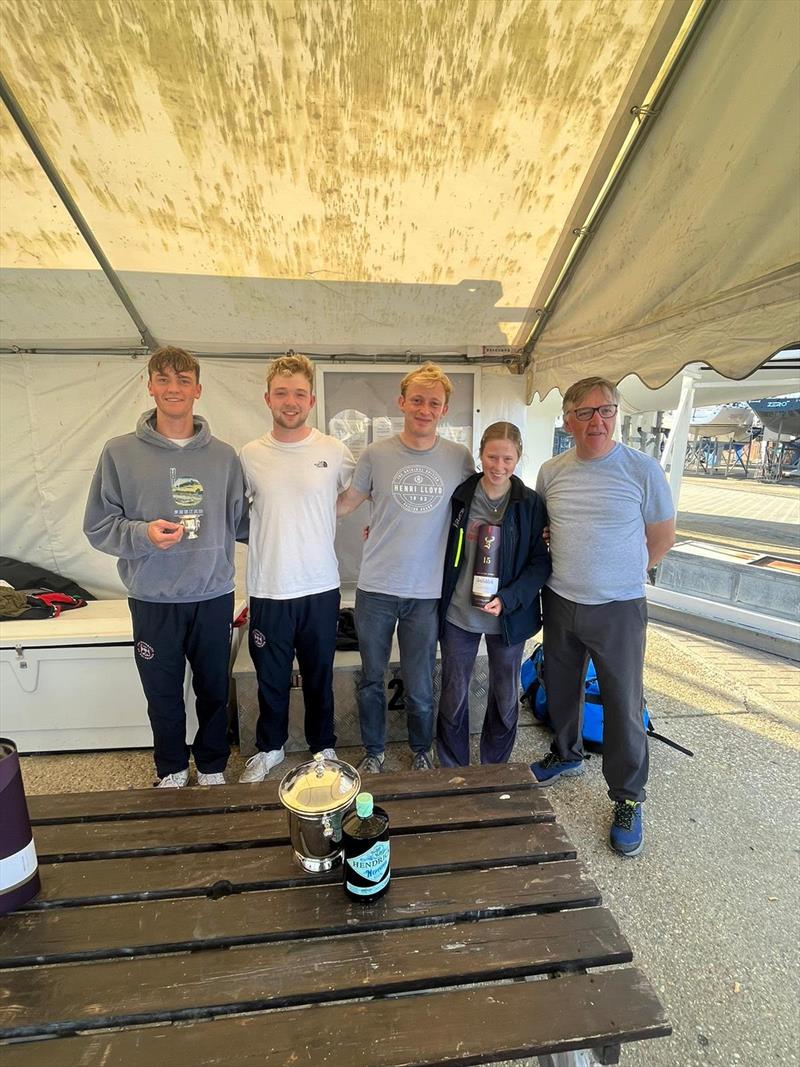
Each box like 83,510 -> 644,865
530,376 -> 675,857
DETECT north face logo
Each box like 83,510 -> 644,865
136,641 -> 155,660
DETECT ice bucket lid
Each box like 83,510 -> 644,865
279,754 -> 361,816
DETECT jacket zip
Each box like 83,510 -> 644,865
498,505 -> 509,643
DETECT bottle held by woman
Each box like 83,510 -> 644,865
437,422 -> 551,767
471,523 -> 502,607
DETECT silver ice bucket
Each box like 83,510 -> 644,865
278,754 -> 361,873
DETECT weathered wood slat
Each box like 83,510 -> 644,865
27,764 -> 540,824
0,967 -> 672,1066
0,909 -> 631,1039
0,861 -> 599,967
33,791 -> 553,861
28,822 -> 576,908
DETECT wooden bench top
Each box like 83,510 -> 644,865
2,763 -> 670,1066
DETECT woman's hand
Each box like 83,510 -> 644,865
481,597 -> 503,616
542,525 -> 551,546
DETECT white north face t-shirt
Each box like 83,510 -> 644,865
352,435 -> 475,598
241,429 -> 354,599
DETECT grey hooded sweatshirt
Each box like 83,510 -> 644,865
84,410 -> 248,603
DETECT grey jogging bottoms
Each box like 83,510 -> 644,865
542,587 -> 649,803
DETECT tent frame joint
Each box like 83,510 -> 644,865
630,103 -> 660,121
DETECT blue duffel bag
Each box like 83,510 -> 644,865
520,644 -> 691,756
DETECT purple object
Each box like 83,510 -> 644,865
0,738 -> 40,914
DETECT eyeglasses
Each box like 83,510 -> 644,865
568,404 -> 618,421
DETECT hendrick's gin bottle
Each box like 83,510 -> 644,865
471,523 -> 502,607
342,792 -> 390,901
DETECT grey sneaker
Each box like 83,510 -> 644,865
357,752 -> 385,774
197,771 -> 226,786
411,750 -> 434,771
156,769 -> 189,789
239,748 -> 285,783
315,748 -> 337,760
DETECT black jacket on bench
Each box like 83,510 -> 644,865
439,473 -> 551,647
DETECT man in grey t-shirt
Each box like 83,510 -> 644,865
337,363 -> 474,772
530,376 -> 675,858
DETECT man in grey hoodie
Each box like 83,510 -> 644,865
84,347 -> 248,788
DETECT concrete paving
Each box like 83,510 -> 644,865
676,475 -> 800,559
17,622 -> 800,1067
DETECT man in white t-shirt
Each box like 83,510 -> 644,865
530,376 -> 675,857
239,354 -> 355,782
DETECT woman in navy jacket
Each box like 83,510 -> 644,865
438,422 -> 550,766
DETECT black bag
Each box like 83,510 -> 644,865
336,608 -> 359,651
0,558 -> 94,601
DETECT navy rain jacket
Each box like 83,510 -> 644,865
440,473 -> 551,646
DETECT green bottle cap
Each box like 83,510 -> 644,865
355,792 -> 373,818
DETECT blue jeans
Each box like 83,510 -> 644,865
355,589 -> 439,755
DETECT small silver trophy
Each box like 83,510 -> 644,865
181,514 -> 201,539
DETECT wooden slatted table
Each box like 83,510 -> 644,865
1,764 -> 670,1066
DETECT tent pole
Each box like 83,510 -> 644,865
0,71 -> 158,351
663,370 -> 700,507
653,411 -> 664,458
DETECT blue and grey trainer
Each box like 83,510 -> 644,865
529,752 -> 585,786
610,799 -> 643,856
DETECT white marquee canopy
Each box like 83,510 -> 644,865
1,0 -> 796,378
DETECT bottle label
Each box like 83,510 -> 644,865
346,840 -> 390,890
472,575 -> 499,598
0,838 -> 37,893
346,869 -> 391,896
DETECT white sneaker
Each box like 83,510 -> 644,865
316,748 -> 337,760
156,769 -> 189,789
239,748 -> 285,783
197,771 -> 226,786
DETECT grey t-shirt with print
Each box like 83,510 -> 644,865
446,481 -> 510,634
535,443 -> 674,605
353,435 -> 475,598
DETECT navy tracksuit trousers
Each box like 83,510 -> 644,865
129,593 -> 233,777
249,589 -> 339,754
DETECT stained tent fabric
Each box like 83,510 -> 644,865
0,0 -> 668,354
526,0 -> 800,397
0,1 -> 797,375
